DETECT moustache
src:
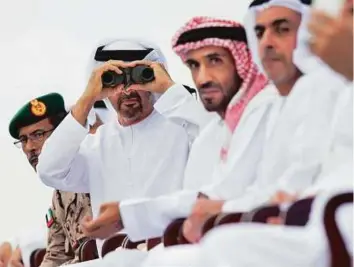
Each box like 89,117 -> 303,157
199,82 -> 222,92
262,48 -> 282,61
117,92 -> 142,106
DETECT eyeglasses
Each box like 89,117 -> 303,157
14,129 -> 54,148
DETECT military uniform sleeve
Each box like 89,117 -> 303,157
40,193 -> 74,267
154,83 -> 216,144
63,193 -> 93,265
37,112 -> 90,193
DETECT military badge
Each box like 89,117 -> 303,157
30,99 -> 47,116
46,208 -> 55,228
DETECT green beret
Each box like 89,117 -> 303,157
9,92 -> 66,139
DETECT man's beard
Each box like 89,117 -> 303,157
117,92 -> 143,119
199,82 -> 238,113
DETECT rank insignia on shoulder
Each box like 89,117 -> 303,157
45,208 -> 55,228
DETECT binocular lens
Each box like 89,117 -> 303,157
132,66 -> 154,83
101,66 -> 155,88
101,71 -> 124,87
101,71 -> 114,85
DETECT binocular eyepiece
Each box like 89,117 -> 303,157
101,65 -> 155,88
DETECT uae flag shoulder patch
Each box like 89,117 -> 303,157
46,208 -> 55,228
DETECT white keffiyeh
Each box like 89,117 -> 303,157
244,0 -> 325,75
85,38 -> 168,117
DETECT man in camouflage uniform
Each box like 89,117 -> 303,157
42,192 -> 93,266
7,93 -> 105,267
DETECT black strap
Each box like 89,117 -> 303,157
94,46 -> 153,62
175,27 -> 247,46
249,0 -> 312,8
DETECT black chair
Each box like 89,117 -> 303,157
101,233 -> 127,258
323,192 -> 353,267
29,248 -> 46,267
78,239 -> 99,262
247,205 -> 281,223
201,215 -> 219,236
163,218 -> 186,247
284,197 -> 315,226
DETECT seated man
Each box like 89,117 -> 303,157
143,185 -> 353,267
80,17 -> 276,244
5,93 -> 103,267
36,39 -> 210,255
88,3 -> 351,266
81,0 -> 350,249
41,191 -> 92,267
141,1 -> 354,266
180,0 -> 352,244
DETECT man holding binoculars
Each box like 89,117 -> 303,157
36,39 -> 211,255
86,59 -> 164,127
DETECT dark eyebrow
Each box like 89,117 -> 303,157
19,129 -> 46,139
254,24 -> 265,32
205,53 -> 225,59
185,58 -> 199,66
186,52 -> 227,66
255,18 -> 290,32
271,18 -> 290,27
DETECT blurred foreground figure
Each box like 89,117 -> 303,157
36,38 -> 214,255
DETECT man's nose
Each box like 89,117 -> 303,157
122,89 -> 133,96
259,30 -> 276,54
23,139 -> 38,152
195,66 -> 213,89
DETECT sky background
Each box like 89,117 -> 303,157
0,0 -> 251,241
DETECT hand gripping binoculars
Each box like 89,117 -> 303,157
101,65 -> 155,88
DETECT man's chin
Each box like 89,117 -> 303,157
264,66 -> 287,82
120,111 -> 141,121
201,100 -> 222,112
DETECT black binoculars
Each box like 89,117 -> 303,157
101,65 -> 155,88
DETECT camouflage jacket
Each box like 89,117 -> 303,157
40,190 -> 92,267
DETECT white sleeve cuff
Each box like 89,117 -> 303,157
222,200 -> 244,213
45,111 -> 89,147
154,84 -> 192,112
222,198 -> 256,213
120,191 -> 198,242
68,111 -> 90,133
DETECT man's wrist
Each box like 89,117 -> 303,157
78,94 -> 96,109
71,95 -> 96,127
158,80 -> 175,93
